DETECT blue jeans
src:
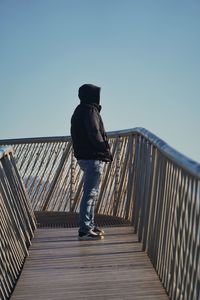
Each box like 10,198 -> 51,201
78,160 -> 104,233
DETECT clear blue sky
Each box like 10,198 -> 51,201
1,0 -> 200,162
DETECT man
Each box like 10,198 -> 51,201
71,84 -> 112,240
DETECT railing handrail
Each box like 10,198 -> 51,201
1,127 -> 200,178
0,135 -> 71,145
114,127 -> 200,179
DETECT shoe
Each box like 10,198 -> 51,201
93,226 -> 105,236
78,230 -> 104,241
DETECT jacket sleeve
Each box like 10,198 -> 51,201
83,107 -> 108,152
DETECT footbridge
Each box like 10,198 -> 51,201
0,128 -> 199,300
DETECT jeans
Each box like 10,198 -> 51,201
78,160 -> 104,233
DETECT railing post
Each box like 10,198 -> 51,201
113,136 -> 122,216
70,151 -> 75,212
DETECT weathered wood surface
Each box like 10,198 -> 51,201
11,227 -> 169,300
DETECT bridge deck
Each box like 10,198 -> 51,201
11,226 -> 168,300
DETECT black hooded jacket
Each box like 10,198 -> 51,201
71,84 -> 112,162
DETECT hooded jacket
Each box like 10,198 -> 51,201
70,84 -> 112,162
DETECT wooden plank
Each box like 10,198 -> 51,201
11,227 -> 169,300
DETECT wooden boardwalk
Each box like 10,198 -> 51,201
11,227 -> 169,300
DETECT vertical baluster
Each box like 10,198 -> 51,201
70,151 -> 75,212
113,136 -> 122,216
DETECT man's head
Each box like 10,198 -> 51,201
78,84 -> 101,105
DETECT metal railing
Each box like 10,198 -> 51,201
0,127 -> 199,300
0,147 -> 36,300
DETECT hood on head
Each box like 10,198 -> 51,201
78,84 -> 101,105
